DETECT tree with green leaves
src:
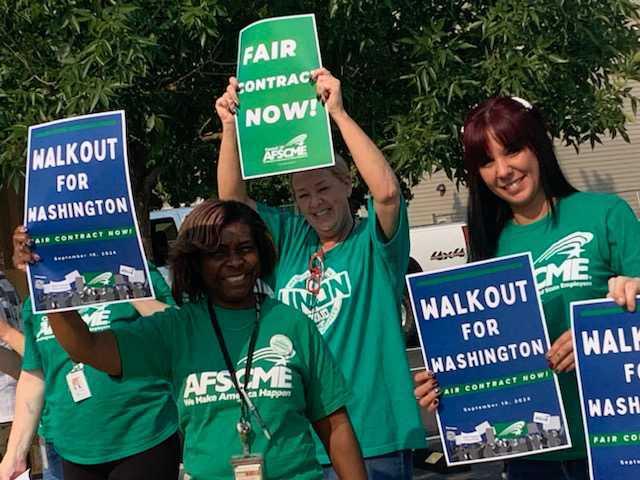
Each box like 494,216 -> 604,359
385,0 -> 640,188
1,0 -> 639,227
229,0 -> 640,201
0,0 -> 233,243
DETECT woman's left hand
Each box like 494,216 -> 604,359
311,68 -> 345,117
607,276 -> 640,312
546,330 -> 575,373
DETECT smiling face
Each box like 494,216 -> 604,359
291,168 -> 353,243
201,222 -> 259,308
479,133 -> 547,221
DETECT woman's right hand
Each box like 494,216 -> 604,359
0,454 -> 28,480
414,370 -> 441,412
12,226 -> 38,272
214,77 -> 240,127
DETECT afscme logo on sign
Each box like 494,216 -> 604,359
263,134 -> 308,163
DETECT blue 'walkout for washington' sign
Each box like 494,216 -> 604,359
407,253 -> 571,466
572,298 -> 640,480
24,111 -> 154,314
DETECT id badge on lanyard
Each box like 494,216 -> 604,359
207,299 -> 269,480
230,417 -> 264,479
231,454 -> 264,480
66,363 -> 92,402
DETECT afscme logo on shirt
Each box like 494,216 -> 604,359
183,366 -> 293,397
278,268 -> 352,334
36,305 -> 111,342
533,232 -> 594,295
182,335 -> 296,406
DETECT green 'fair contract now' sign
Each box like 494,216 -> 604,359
235,14 -> 335,179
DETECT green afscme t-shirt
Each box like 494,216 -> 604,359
496,192 -> 640,461
113,298 -> 349,480
257,198 -> 426,462
22,268 -> 178,464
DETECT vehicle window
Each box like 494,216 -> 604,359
151,219 -> 178,266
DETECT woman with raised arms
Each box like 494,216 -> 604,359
215,68 -> 425,479
415,96 -> 640,480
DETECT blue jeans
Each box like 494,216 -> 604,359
506,459 -> 588,480
323,450 -> 412,480
42,442 -> 64,480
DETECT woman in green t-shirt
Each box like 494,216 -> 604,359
415,96 -> 640,480
216,68 -> 426,479
44,199 -> 366,480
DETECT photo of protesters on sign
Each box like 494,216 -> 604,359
235,14 -> 334,179
24,111 -> 154,314
407,253 -> 571,466
572,297 -> 640,480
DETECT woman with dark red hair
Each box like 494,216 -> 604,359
415,97 -> 640,480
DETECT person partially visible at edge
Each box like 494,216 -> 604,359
215,68 -> 425,479
0,271 -> 44,478
42,200 -> 367,480
1,226 -> 180,480
414,96 -> 640,480
0,271 -> 24,381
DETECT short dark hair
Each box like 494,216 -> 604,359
462,97 -> 577,260
169,200 -> 277,304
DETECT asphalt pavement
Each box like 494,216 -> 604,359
414,461 -> 505,479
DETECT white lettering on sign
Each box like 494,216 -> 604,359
32,138 -> 118,171
245,100 -> 318,127
242,40 -> 297,65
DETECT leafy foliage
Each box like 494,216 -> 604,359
1,0 -> 639,218
0,0 -> 228,233
386,0 -> 640,188
220,0 -> 640,201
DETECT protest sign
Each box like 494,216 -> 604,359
572,298 -> 640,480
407,253 -> 570,465
235,14 -> 334,179
24,111 -> 154,314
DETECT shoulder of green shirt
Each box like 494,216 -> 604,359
561,191 -> 624,212
262,296 -> 304,322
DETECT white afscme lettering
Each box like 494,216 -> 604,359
535,258 -> 589,291
263,144 -> 307,162
533,232 -> 594,293
183,366 -> 293,398
184,371 -> 217,398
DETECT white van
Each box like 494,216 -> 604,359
403,222 -> 470,468
402,222 -> 468,347
150,208 -> 468,277
149,207 -> 470,280
409,222 -> 468,272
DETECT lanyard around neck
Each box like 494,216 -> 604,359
206,297 -> 261,419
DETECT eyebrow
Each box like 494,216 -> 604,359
294,179 -> 330,192
215,238 -> 255,249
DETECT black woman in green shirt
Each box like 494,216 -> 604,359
46,199 -> 366,480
